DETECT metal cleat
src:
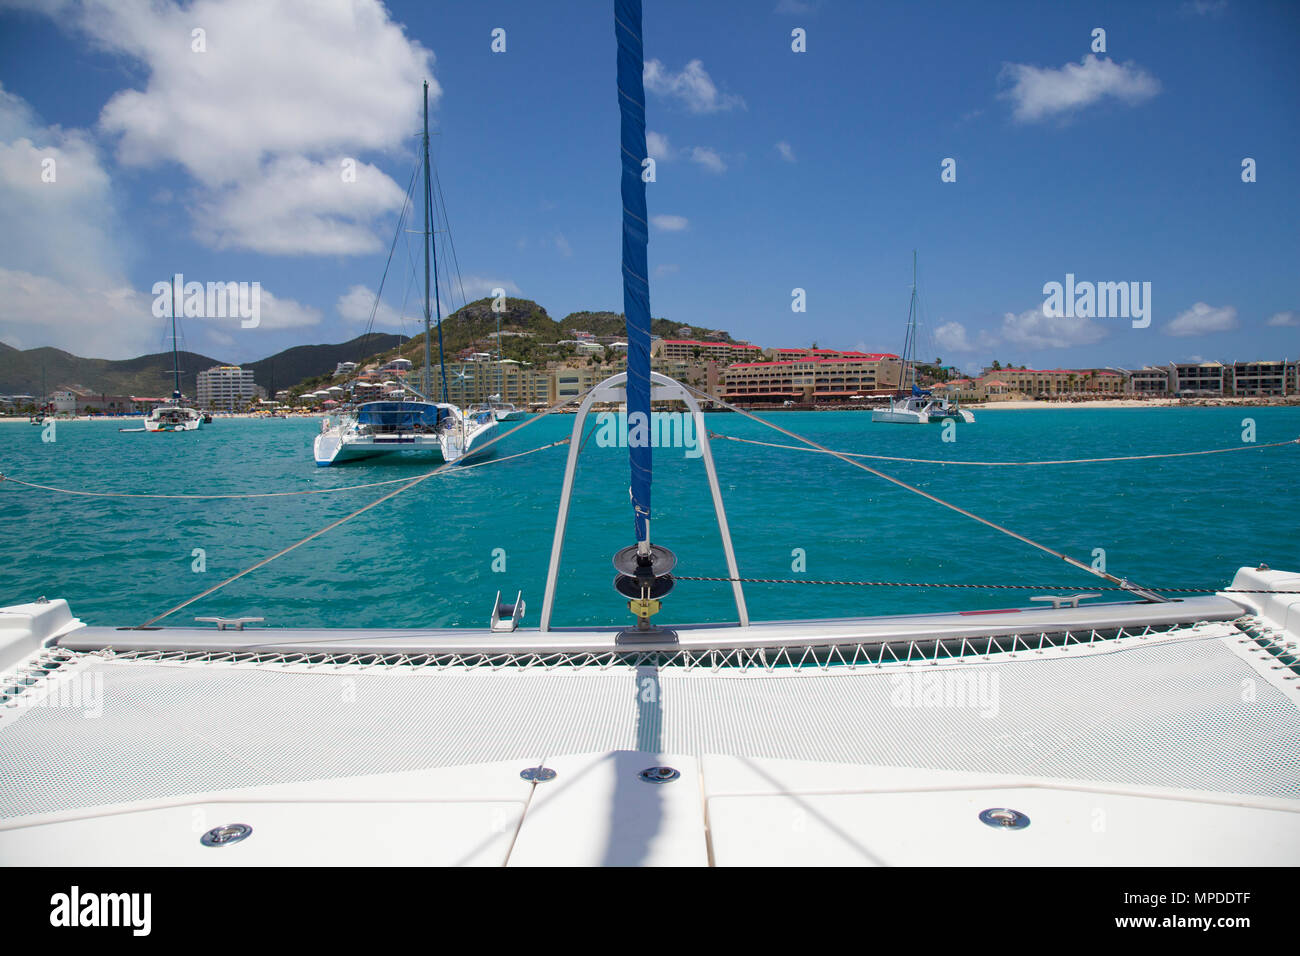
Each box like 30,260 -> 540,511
1030,593 -> 1102,609
194,616 -> 264,631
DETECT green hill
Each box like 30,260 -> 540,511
0,333 -> 403,398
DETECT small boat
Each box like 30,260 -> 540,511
141,275 -> 204,433
314,400 -> 496,466
144,405 -> 203,432
469,397 -> 529,422
872,252 -> 974,425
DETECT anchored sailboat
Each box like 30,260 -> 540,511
314,81 -> 498,466
872,252 -> 974,425
142,275 -> 203,432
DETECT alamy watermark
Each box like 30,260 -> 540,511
1042,274 -> 1150,329
595,411 -> 700,458
152,274 -> 261,328
890,669 -> 1000,718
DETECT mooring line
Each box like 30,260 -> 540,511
673,575 -> 1300,594
708,432 -> 1300,466
0,438 -> 569,500
132,392 -> 593,628
684,384 -> 1169,603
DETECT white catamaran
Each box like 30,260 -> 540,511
313,82 -> 497,467
141,275 -> 204,432
872,252 -> 974,425
1,1 -> 1297,867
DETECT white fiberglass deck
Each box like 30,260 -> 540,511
1,568 -> 1296,865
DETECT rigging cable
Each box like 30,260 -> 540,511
683,383 -> 1172,602
708,432 -> 1300,466
128,387 -> 596,628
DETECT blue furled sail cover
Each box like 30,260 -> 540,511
616,0 -> 652,544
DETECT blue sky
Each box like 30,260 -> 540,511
0,0 -> 1296,373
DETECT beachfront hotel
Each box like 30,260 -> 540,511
721,351 -> 903,404
652,338 -> 763,363
196,365 -> 258,412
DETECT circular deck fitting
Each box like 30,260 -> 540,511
979,808 -> 1030,830
519,766 -> 557,782
200,823 -> 253,847
614,572 -> 675,600
612,544 -> 677,578
638,766 -> 681,784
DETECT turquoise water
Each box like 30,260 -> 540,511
2,407 -> 1297,629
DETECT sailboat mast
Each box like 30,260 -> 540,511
422,82 -> 433,400
171,273 -> 182,401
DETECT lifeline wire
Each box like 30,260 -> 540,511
708,432 -> 1300,467
131,389 -> 594,628
683,383 -> 1169,603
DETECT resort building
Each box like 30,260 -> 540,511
1170,362 -> 1227,397
197,365 -> 258,411
721,354 -> 902,404
764,347 -> 893,363
1128,367 -> 1172,395
653,338 -> 763,363
979,368 -> 1123,397
1231,360 -> 1288,396
429,362 -> 550,408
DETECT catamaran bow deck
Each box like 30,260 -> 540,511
1,567 -> 1297,866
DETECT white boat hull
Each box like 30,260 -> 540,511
314,418 -> 499,466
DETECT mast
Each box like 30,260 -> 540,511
900,250 -> 918,395
420,81 -> 449,405
171,274 -> 182,401
421,82 -> 433,400
618,0 -> 652,555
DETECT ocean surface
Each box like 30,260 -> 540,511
2,407 -> 1297,630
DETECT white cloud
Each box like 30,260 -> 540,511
193,155 -> 407,255
1165,302 -> 1238,336
1266,310 -> 1298,327
775,140 -> 796,162
30,0 -> 434,256
254,289 -> 321,330
337,284 -> 401,327
934,321 -> 974,353
651,214 -> 690,232
0,267 -> 153,359
934,320 -> 998,353
644,59 -> 745,114
999,55 -> 1160,123
0,84 -> 157,357
689,146 -> 726,173
646,130 -> 673,161
999,308 -> 1108,348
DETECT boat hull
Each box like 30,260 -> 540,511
313,422 -> 499,466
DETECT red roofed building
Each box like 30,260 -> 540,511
652,338 -> 763,362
